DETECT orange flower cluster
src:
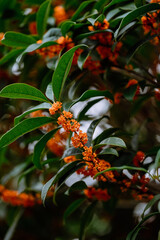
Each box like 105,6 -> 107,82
49,101 -> 62,115
35,36 -> 74,59
30,110 -> 67,156
114,79 -> 140,104
47,129 -> 68,156
88,20 -> 122,64
133,151 -> 145,167
132,173 -> 150,193
0,185 -> 41,207
132,191 -> 153,201
141,8 -> 160,45
53,5 -> 68,25
49,102 -> 116,182
84,187 -> 111,201
64,155 -> 77,163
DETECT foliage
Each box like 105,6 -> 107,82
0,0 -> 160,239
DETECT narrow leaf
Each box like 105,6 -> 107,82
71,0 -> 96,21
14,102 -> 51,125
134,0 -> 145,8
0,117 -> 54,148
103,0 -> 129,12
1,32 -> 36,47
0,49 -> 24,65
36,0 -> 51,38
141,194 -> 160,219
61,21 -> 76,36
52,44 -> 88,101
33,127 -> 60,169
0,83 -> 51,103
62,147 -> 82,159
93,128 -> 119,145
98,148 -> 119,157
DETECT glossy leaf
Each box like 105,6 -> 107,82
141,194 -> 160,219
14,103 -> 51,125
94,165 -> 148,179
100,137 -> 126,148
0,49 -> 24,65
0,83 -> 51,103
71,0 -> 96,21
62,147 -> 82,159
16,41 -> 57,63
103,0 -> 129,12
94,0 -> 110,11
115,3 -> 160,38
123,85 -> 138,101
86,117 -> 108,147
77,50 -> 90,70
0,117 -> 54,148
41,161 -> 84,204
98,148 -> 119,157
75,29 -> 113,41
61,21 -> 76,36
52,44 -> 88,101
1,31 -> 36,47
77,98 -> 103,122
93,128 -> 119,145
68,181 -> 88,194
36,0 -> 51,38
66,89 -> 113,110
64,198 -> 85,223
33,127 -> 60,169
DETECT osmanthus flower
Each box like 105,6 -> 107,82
141,1 -> 160,45
0,185 -> 42,207
35,36 -> 74,59
84,187 -> 111,201
64,155 -> 77,163
53,5 -> 68,25
71,130 -> 88,148
114,92 -> 123,104
49,101 -> 62,115
132,191 -> 154,201
133,151 -> 146,167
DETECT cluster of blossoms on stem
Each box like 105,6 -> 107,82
30,109 -> 68,156
141,0 -> 160,45
0,185 -> 42,207
84,187 -> 111,201
88,19 -> 122,64
49,101 -> 116,182
133,151 -> 146,167
114,79 -> 140,104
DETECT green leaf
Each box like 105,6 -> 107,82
100,137 -> 126,148
126,212 -> 160,240
77,98 -> 103,122
141,194 -> 160,219
36,0 -> 51,38
98,148 -> 119,157
94,165 -> 148,179
0,83 -> 51,103
4,209 -> 24,240
62,147 -> 82,159
41,161 -> 84,204
115,3 -> 160,39
71,0 -> 96,21
75,29 -> 113,41
68,181 -> 88,194
61,21 -> 76,36
93,128 -> 119,145
134,0 -> 145,8
94,0 -> 110,11
79,201 -> 97,240
65,89 -> 113,110
64,198 -> 85,223
52,44 -> 88,101
0,117 -> 54,148
77,50 -> 90,70
1,32 -> 36,47
123,85 -> 138,101
87,14 -> 105,26
0,49 -> 24,65
33,127 -> 60,169
155,149 -> 160,169
103,0 -> 129,12
14,102 -> 51,125
16,41 -> 58,63
86,117 -> 108,147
